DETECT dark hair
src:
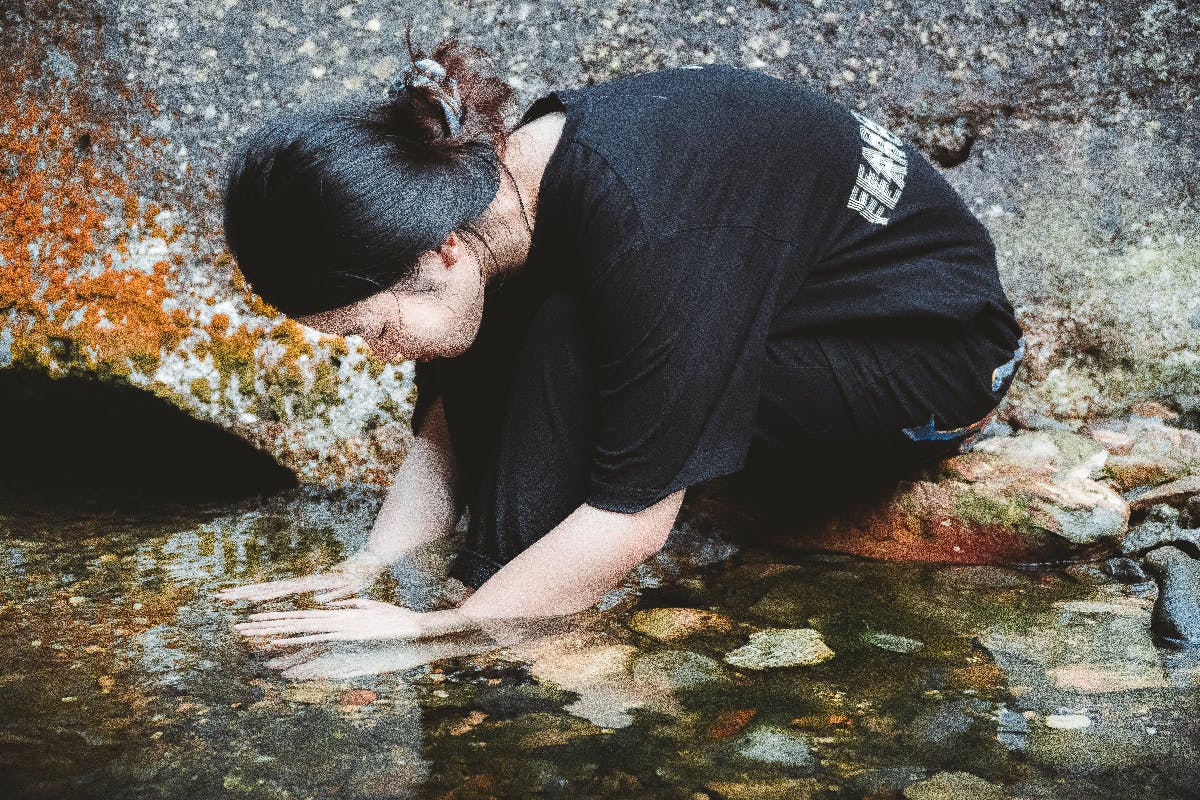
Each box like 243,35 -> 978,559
222,36 -> 516,317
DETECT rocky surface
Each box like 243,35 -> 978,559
3,0 -> 1197,486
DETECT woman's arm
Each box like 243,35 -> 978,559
457,492 -> 684,619
361,395 -> 459,563
218,396 -> 460,603
235,489 -> 686,644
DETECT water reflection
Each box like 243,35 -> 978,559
1,486 -> 1198,799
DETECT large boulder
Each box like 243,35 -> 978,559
697,430 -> 1131,564
4,0 -> 1197,484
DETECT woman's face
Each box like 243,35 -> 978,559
297,233 -> 487,363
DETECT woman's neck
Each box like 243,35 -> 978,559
478,112 -> 565,283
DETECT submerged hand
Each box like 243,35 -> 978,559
217,550 -> 389,604
235,598 -> 471,647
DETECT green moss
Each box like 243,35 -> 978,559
189,377 -> 211,404
952,487 -> 1046,544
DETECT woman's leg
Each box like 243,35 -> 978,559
433,287 -> 596,589
735,318 -> 1025,521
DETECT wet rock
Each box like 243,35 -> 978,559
1144,546 -> 1200,648
981,592 -> 1166,701
630,650 -> 726,691
903,771 -> 1005,800
1091,417 -> 1200,491
704,778 -> 824,800
732,725 -> 814,768
1044,713 -> 1092,730
723,628 -> 834,670
1129,476 -> 1200,512
780,431 -> 1128,564
1104,455 -> 1182,491
628,607 -> 733,642
707,708 -> 757,740
507,631 -> 659,728
1100,557 -> 1151,584
338,688 -> 377,707
508,712 -> 608,749
1120,520 -> 1200,556
861,629 -> 924,654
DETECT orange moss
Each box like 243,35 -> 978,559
0,59 -> 187,375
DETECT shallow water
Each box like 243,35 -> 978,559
1,485 -> 1198,799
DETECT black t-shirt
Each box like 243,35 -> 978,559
415,64 -> 1021,514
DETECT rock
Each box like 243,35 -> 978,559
509,712 -> 607,749
861,629 -> 924,654
773,431 -> 1129,564
630,650 -> 726,691
1044,714 -> 1092,730
1129,476 -> 1200,512
903,771 -> 1005,800
723,628 -> 834,670
628,607 -> 733,642
1087,427 -> 1136,455
1144,546 -> 1200,649
1129,401 -> 1180,421
981,594 -> 1167,700
282,682 -> 337,704
337,689 -> 377,706
1097,418 -> 1200,491
1099,557 -> 1151,584
1104,455 -> 1182,491
507,631 -> 660,729
732,726 -> 814,768
707,709 -> 757,740
704,778 -> 824,800
1120,520 -> 1200,556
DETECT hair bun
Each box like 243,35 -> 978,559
389,57 -> 465,137
387,34 -> 514,153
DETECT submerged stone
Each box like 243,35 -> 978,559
723,628 -> 834,670
631,650 -> 726,690
861,629 -> 924,653
903,771 -> 1005,800
704,778 -> 824,800
1044,713 -> 1092,730
733,725 -> 814,768
628,607 -> 733,641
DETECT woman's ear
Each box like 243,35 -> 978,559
437,231 -> 462,269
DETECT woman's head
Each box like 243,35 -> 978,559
222,36 -> 515,360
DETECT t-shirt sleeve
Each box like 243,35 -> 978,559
582,227 -> 782,513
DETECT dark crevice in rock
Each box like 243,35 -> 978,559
930,134 -> 976,168
0,369 -> 297,507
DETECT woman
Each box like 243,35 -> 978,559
220,39 -> 1024,649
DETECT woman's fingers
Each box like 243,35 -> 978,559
312,585 -> 357,603
246,610 -> 345,621
325,598 -> 376,609
270,633 -> 340,647
218,577 -> 317,602
237,619 -> 348,635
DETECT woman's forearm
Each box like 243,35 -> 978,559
364,397 -> 460,562
456,490 -> 686,622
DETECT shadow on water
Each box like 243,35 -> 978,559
1,457 -> 1199,798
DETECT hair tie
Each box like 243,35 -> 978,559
388,57 -> 464,136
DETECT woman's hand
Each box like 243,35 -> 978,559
216,550 -> 389,604
234,599 -> 476,647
